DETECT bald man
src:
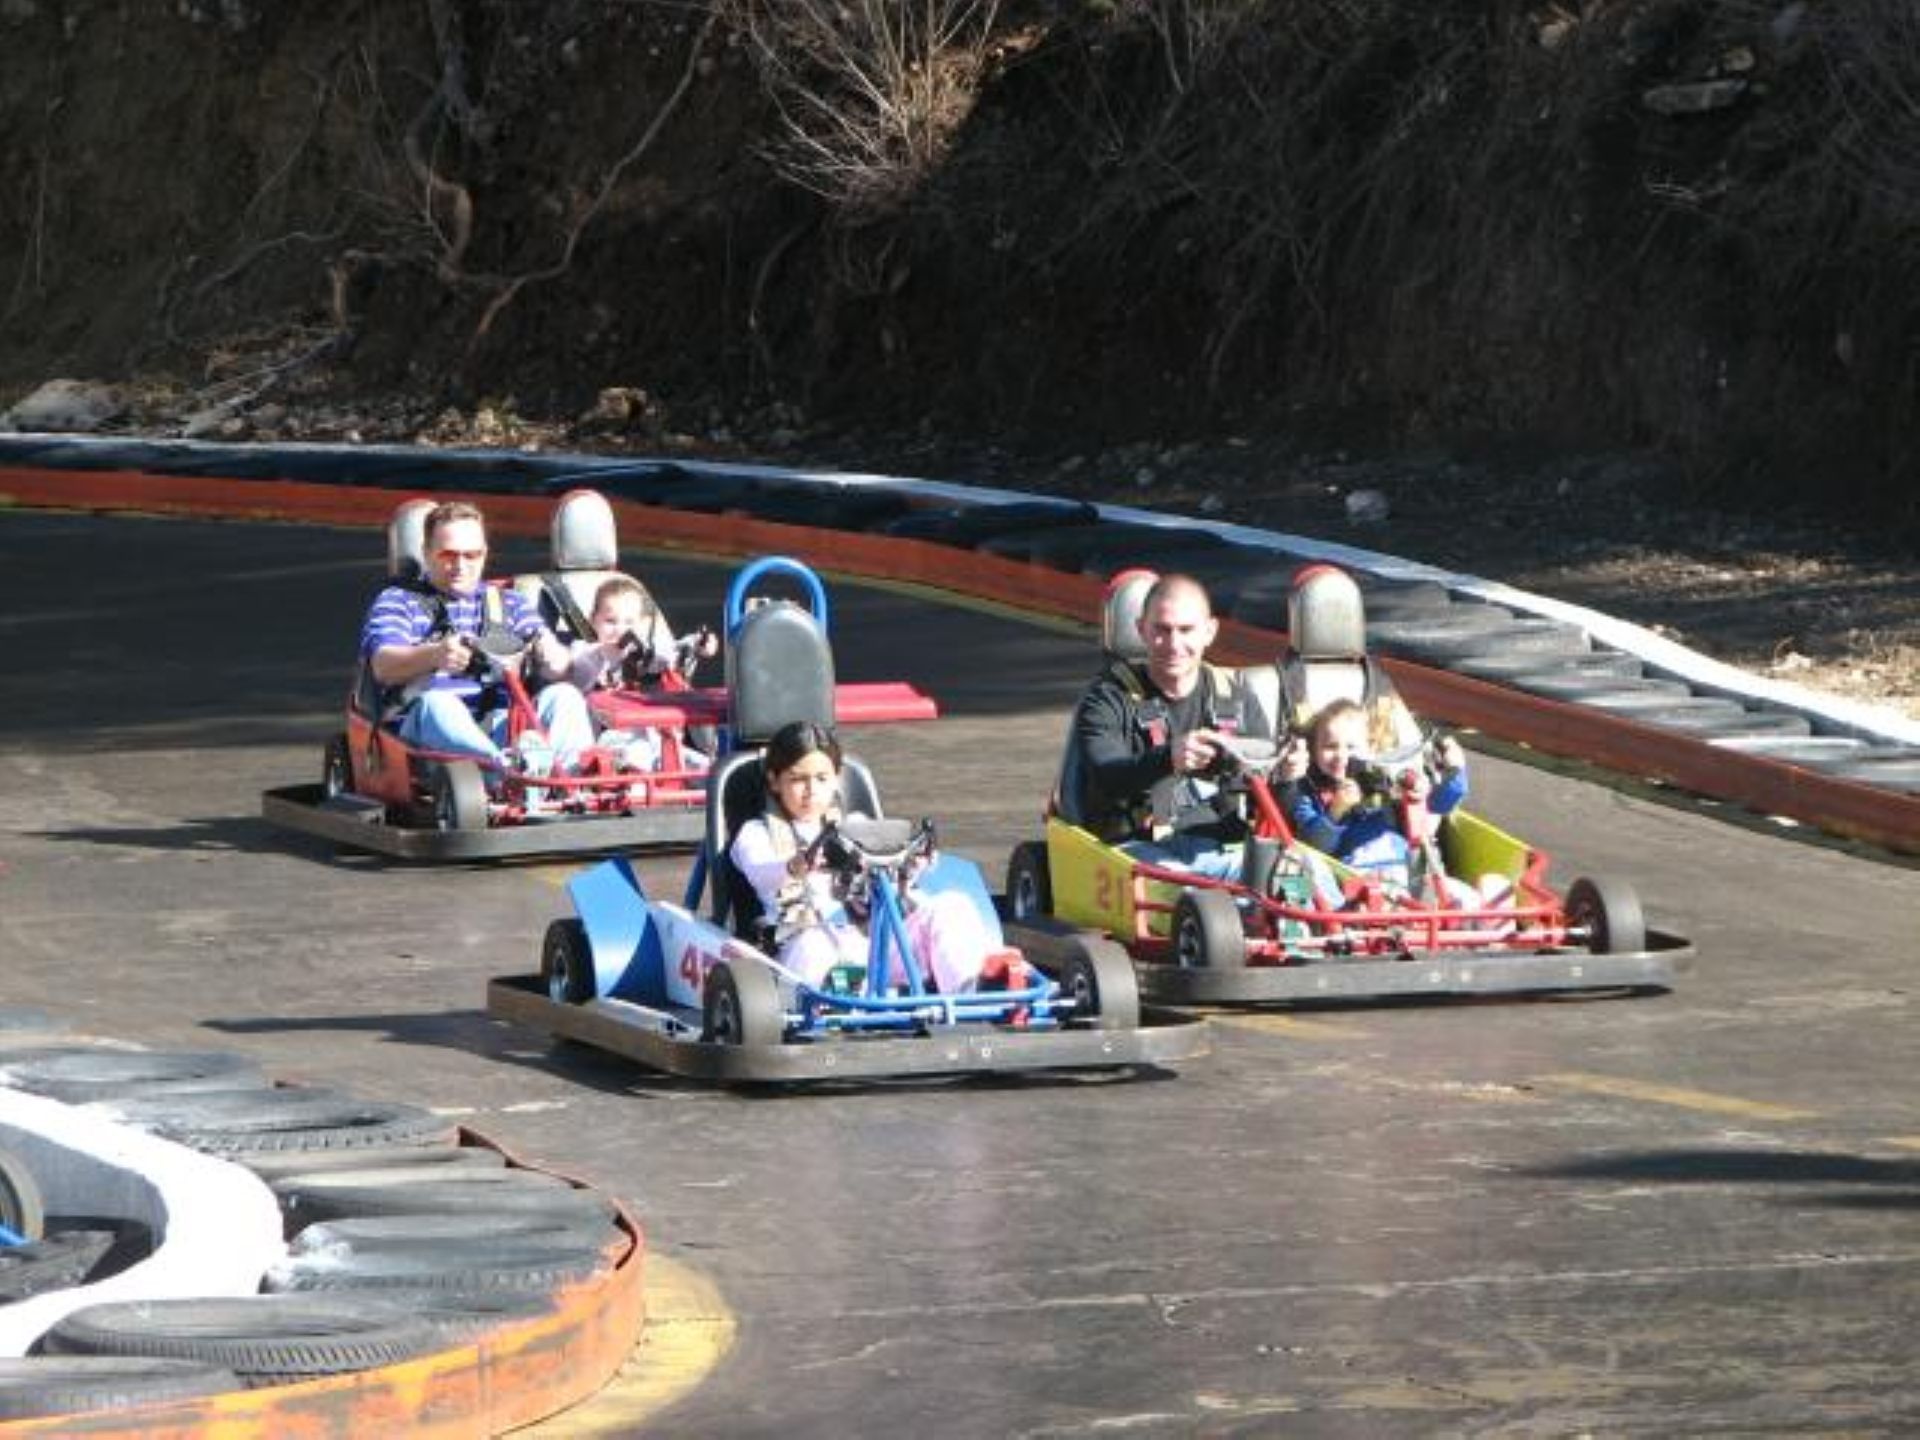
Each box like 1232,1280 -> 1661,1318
1058,573 -> 1246,879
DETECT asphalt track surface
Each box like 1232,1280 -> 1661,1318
3,509 -> 1919,1437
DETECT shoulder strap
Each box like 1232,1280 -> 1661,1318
1104,657 -> 1149,699
540,573 -> 596,642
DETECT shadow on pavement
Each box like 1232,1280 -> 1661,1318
1521,1147 -> 1920,1209
202,1009 -> 1184,1100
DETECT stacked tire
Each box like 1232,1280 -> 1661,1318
0,1036 -> 631,1419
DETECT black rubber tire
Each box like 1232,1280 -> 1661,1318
1638,706 -> 1812,739
882,499 -> 1098,546
276,1170 -> 612,1229
1004,842 -> 1053,921
1172,888 -> 1246,970
1,1048 -> 264,1105
1363,607 -> 1516,650
240,1143 -> 507,1183
1059,940 -> 1141,1031
321,733 -> 353,800
1565,876 -> 1647,956
265,1239 -> 610,1295
431,760 -> 488,833
1454,649 -> 1643,684
0,1229 -> 119,1302
1511,673 -> 1690,704
38,1295 -> 442,1386
542,917 -> 596,1004
1370,617 -> 1591,664
0,1147 -> 45,1243
106,1088 -> 458,1155
289,1211 -> 620,1257
0,1357 -> 244,1421
1355,579 -> 1455,618
701,960 -> 786,1046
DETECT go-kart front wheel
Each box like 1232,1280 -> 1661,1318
701,960 -> 785,1046
1005,842 -> 1053,920
1173,888 -> 1245,970
1565,875 -> 1646,956
1060,939 -> 1140,1031
431,761 -> 489,833
541,918 -> 595,1005
321,734 -> 353,801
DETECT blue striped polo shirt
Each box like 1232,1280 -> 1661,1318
360,584 -> 545,697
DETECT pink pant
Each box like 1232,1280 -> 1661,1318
777,891 -> 994,994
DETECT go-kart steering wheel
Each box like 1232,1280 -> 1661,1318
460,623 -> 529,679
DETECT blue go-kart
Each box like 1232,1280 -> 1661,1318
487,562 -> 1207,1084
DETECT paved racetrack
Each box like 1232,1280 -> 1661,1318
3,510 -> 1919,1436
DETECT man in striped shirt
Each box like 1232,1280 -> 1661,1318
360,500 -> 594,770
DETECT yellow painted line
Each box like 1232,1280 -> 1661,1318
517,1255 -> 736,1436
1208,1012 -> 1371,1041
1881,1136 -> 1920,1152
1537,1071 -> 1819,1122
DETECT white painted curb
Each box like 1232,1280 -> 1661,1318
0,1087 -> 284,1356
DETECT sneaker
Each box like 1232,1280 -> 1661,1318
975,949 -> 1029,991
512,738 -> 556,778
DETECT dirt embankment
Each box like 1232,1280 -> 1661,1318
2,1 -> 1918,531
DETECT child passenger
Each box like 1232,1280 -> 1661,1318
728,721 -> 1010,995
566,575 -> 718,771
1281,698 -> 1510,913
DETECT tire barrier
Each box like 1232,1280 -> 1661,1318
0,1033 -> 644,1435
1,437 -> 1916,845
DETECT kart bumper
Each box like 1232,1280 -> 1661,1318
1005,917 -> 1693,1006
485,974 -> 1209,1083
261,783 -> 705,860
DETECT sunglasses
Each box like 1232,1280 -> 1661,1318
434,548 -> 487,563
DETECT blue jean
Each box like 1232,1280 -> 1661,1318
398,684 -> 595,767
1119,833 -> 1244,881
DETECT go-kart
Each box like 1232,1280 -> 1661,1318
263,550 -> 937,861
1003,733 -> 1692,1005
487,580 -> 1207,1083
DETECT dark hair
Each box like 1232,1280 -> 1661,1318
763,721 -> 842,784
424,500 -> 486,546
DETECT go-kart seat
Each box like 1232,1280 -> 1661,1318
1239,563 -> 1423,757
705,749 -> 883,940
510,488 -> 675,652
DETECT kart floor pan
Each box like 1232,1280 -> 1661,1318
262,783 -> 705,860
485,975 -> 1210,1084
1006,918 -> 1692,1006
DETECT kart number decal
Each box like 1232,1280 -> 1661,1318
677,945 -> 721,991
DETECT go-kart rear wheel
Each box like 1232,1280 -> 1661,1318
1005,842 -> 1052,920
1060,940 -> 1140,1031
431,761 -> 488,833
1173,888 -> 1245,969
541,919 -> 595,1005
701,960 -> 785,1046
321,734 -> 353,801
1566,875 -> 1646,956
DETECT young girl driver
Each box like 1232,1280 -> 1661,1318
728,721 -> 1007,995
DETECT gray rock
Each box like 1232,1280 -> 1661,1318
5,379 -> 123,432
